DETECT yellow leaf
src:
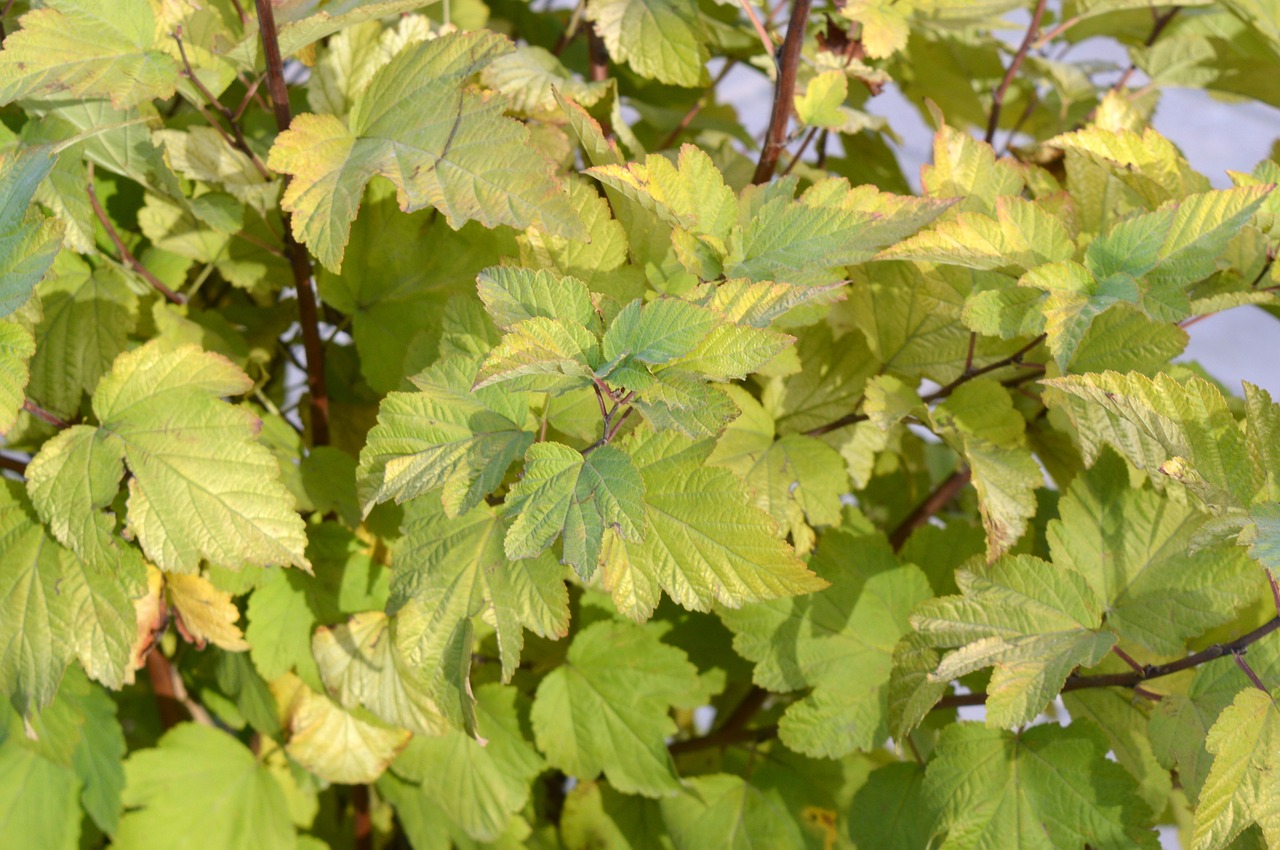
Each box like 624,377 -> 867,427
275,673 -> 411,784
165,572 -> 249,651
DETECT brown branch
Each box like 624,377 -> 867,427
1110,6 -> 1181,94
586,22 -> 609,83
888,467 -> 972,551
352,784 -> 373,850
752,0 -> 812,184
23,399 -> 69,429
145,649 -> 215,729
0,453 -> 28,476
985,0 -> 1047,145
921,334 -> 1047,404
780,125 -> 820,177
667,685 -> 776,756
805,335 -> 1048,438
86,163 -> 186,304
1235,653 -> 1269,692
934,615 -> 1280,710
254,0 -> 330,447
660,60 -> 737,150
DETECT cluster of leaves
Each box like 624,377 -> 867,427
3,0 -> 1280,848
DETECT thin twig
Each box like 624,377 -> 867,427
227,0 -> 248,25
752,0 -> 812,184
737,0 -> 775,61
0,0 -> 15,41
888,467 -> 972,551
934,615 -> 1280,709
780,125 -> 820,177
1235,652 -> 1270,692
23,399 -> 69,430
86,163 -> 186,304
255,0 -> 331,447
668,723 -> 779,754
1110,6 -> 1181,94
173,27 -> 272,180
660,60 -> 737,150
1033,14 -> 1082,48
550,0 -> 586,56
1111,645 -> 1146,675
985,0 -> 1048,145
805,335 -> 1047,438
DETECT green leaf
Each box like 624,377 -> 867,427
276,675 -> 410,785
1194,688 -> 1280,850
659,774 -> 806,848
0,0 -> 178,108
0,731 -> 81,850
665,322 -> 793,382
504,443 -> 646,577
1048,125 -> 1210,208
795,71 -> 849,128
312,611 -> 453,737
245,523 -> 387,689
921,120 -> 1024,215
925,722 -> 1158,849
475,316 -> 602,394
1049,451 -> 1256,655
115,723 -> 296,850
1044,370 -> 1257,507
842,0 -> 910,58
930,380 -> 1043,559
316,189 -> 514,393
28,261 -> 137,420
532,620 -> 704,796
481,45 -> 610,114
357,354 -> 534,516
589,145 -> 735,242
847,762 -> 933,850
586,0 -> 709,86
911,554 -> 1116,728
0,320 -> 34,436
390,499 -> 569,716
708,387 -> 847,554
517,177 -> 634,286
719,529 -> 933,757
0,145 -> 63,317
384,683 -> 543,842
268,31 -> 583,272
27,343 -> 310,573
1085,186 -> 1271,296
727,180 -> 953,285
0,478 -> 140,715
694,278 -> 845,329
476,266 -> 600,333
880,196 -> 1075,272
601,298 -> 721,371
560,780 -> 671,850
600,429 -> 827,620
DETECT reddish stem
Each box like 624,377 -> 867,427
253,0 -> 331,447
753,0 -> 812,184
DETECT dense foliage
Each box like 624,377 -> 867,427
2,0 -> 1280,847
